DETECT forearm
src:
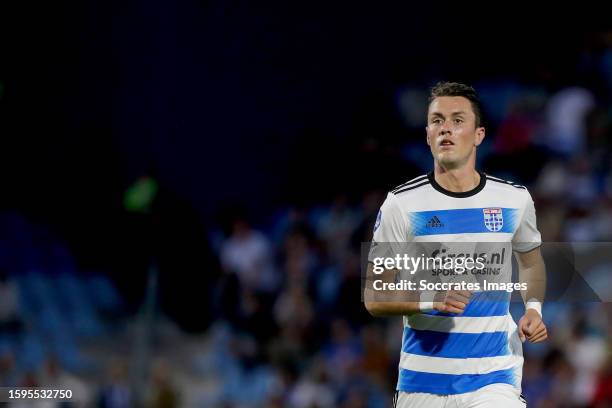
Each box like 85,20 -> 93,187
516,248 -> 546,308
363,262 -> 421,316
364,298 -> 421,316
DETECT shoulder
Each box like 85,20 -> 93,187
389,174 -> 431,196
484,173 -> 534,208
484,173 -> 528,192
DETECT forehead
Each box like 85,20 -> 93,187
428,96 -> 474,116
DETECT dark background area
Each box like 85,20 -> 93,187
2,3 -> 608,237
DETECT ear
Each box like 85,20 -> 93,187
474,127 -> 485,147
426,126 -> 431,146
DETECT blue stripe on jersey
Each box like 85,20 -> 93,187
408,208 -> 519,236
397,368 -> 516,394
423,291 -> 510,317
402,328 -> 509,358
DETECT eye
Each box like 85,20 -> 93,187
454,118 -> 464,125
431,118 -> 443,125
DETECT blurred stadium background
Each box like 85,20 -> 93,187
0,2 -> 611,407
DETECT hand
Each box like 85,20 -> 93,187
434,290 -> 472,314
518,309 -> 548,343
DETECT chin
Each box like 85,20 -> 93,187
437,154 -> 456,166
437,158 -> 464,169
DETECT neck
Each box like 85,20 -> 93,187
433,162 -> 480,193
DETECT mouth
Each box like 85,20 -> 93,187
439,139 -> 454,148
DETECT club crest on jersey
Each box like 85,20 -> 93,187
483,208 -> 503,232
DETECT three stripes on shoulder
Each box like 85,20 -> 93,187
392,175 -> 430,195
484,175 -> 526,190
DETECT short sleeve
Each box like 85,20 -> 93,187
368,192 -> 409,261
512,190 -> 542,253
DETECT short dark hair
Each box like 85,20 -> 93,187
429,81 -> 483,127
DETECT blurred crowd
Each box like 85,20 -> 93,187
1,37 -> 612,408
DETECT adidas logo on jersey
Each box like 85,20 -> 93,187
427,216 -> 443,228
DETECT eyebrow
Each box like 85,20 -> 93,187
429,111 -> 467,117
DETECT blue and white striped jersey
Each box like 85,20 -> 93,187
370,171 -> 541,395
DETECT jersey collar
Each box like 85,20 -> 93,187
427,170 -> 487,198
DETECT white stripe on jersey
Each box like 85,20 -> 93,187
406,314 -> 510,334
399,352 -> 517,375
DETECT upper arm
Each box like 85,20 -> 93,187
514,245 -> 544,269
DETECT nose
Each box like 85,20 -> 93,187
439,121 -> 452,135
